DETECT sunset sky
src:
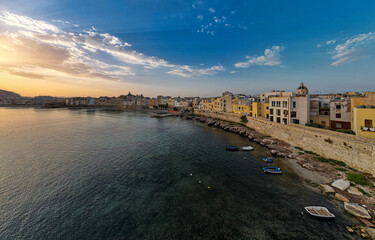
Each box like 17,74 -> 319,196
0,0 -> 375,97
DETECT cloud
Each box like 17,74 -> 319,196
168,65 -> 225,77
208,8 -> 216,13
326,40 -> 336,45
213,16 -> 226,23
197,15 -> 203,20
316,44 -> 321,48
230,71 -> 236,74
231,10 -> 237,15
330,32 -> 375,66
235,46 -> 283,68
0,11 -> 225,81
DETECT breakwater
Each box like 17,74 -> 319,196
193,110 -> 375,177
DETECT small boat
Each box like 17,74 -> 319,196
263,157 -> 273,163
226,146 -> 239,151
242,146 -> 254,151
304,206 -> 335,220
263,167 -> 282,174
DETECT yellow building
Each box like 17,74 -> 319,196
351,92 -> 375,131
212,97 -> 221,112
232,100 -> 252,115
353,106 -> 375,139
251,102 -> 270,119
149,99 -> 156,106
167,98 -> 174,108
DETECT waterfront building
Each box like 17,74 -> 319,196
251,102 -> 270,119
222,91 -> 233,97
232,98 -> 251,115
330,98 -> 351,131
268,83 -> 310,125
350,92 -> 375,131
309,98 -> 330,128
219,95 -> 233,113
352,105 -> 375,139
260,90 -> 286,103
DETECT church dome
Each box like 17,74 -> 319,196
296,82 -> 308,94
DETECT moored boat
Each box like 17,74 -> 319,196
242,146 -> 254,151
304,206 -> 335,220
263,157 -> 273,163
226,146 -> 239,151
263,167 -> 282,174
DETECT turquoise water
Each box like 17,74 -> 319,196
0,108 -> 359,239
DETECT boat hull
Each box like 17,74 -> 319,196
305,206 -> 335,221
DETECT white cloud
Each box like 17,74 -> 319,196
231,10 -> 237,15
326,39 -> 336,45
192,4 -> 195,8
330,32 -> 375,66
168,65 -> 225,77
230,71 -> 236,74
235,46 -> 283,68
316,44 -> 321,48
197,15 -> 203,20
208,8 -> 216,13
0,11 -> 226,81
213,16 -> 226,23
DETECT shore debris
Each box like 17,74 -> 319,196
331,179 -> 350,191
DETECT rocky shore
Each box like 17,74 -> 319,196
174,112 -> 375,239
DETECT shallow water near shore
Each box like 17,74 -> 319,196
0,108 -> 360,239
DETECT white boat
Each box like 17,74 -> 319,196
242,146 -> 254,151
305,206 -> 335,220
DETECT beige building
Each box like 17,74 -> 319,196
220,95 -> 233,113
309,98 -> 330,128
268,83 -> 310,125
330,98 -> 351,131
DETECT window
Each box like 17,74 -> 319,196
292,101 -> 296,108
336,113 -> 341,118
336,123 -> 342,129
277,109 -> 281,116
321,121 -> 326,126
310,120 -> 313,123
291,111 -> 296,118
292,119 -> 300,124
282,101 -> 287,108
271,101 -> 275,107
365,119 -> 373,128
276,117 -> 281,123
283,110 -> 288,116
270,109 -> 273,115
254,114 -> 257,117
276,101 -> 281,107
283,118 -> 287,124
270,116 -> 274,121
266,106 -> 269,110
266,114 -> 269,119
336,104 -> 341,110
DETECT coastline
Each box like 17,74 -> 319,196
175,111 -> 375,238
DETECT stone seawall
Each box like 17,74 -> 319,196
195,110 -> 375,176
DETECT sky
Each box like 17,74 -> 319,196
0,0 -> 375,97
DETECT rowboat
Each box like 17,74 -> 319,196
263,157 -> 273,163
226,146 -> 239,151
304,206 -> 335,220
242,146 -> 254,151
263,167 -> 282,174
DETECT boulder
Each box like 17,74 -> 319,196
302,163 -> 315,171
331,179 -> 350,191
344,202 -> 371,219
318,184 -> 335,194
347,186 -> 364,196
365,227 -> 375,240
335,193 -> 349,202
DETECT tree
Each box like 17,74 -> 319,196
240,115 -> 248,124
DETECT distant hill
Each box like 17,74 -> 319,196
0,89 -> 21,99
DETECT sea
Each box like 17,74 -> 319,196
0,107 -> 360,239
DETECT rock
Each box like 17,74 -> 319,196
346,226 -> 354,233
318,184 -> 335,194
331,179 -> 350,191
344,202 -> 372,219
365,227 -> 375,240
302,163 -> 314,170
347,186 -> 364,196
271,149 -> 279,154
335,193 -> 349,202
